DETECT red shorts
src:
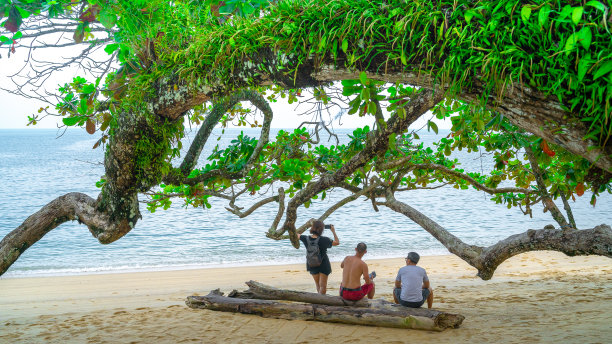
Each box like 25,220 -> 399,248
340,283 -> 374,301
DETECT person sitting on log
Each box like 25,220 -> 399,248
339,242 -> 375,301
393,251 -> 434,309
300,220 -> 339,294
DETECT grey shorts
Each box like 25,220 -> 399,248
394,287 -> 429,308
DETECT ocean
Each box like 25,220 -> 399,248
1,128 -> 610,278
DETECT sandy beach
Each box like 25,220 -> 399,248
1,251 -> 611,343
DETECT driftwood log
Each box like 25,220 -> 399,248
228,280 -> 369,307
185,281 -> 464,331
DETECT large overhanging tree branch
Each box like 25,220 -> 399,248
139,0 -> 612,172
2,0 -> 611,279
378,190 -> 612,280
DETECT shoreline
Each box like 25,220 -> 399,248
0,251 -> 451,279
2,251 -> 611,343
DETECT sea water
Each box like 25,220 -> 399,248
1,128 -> 610,278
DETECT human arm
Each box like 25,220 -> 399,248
363,263 -> 371,284
422,271 -> 430,289
341,256 -> 346,268
395,279 -> 402,288
330,225 -> 339,246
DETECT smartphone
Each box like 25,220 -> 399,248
324,224 -> 331,229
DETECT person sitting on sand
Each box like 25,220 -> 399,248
393,251 -> 433,308
299,220 -> 339,294
339,242 -> 375,301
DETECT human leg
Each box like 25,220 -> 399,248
318,273 -> 329,294
311,273 -> 321,293
367,281 -> 375,299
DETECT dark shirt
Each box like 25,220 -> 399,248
300,235 -> 332,261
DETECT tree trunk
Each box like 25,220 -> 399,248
0,112 -> 178,276
228,281 -> 369,307
186,289 -> 464,331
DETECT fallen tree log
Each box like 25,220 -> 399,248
228,280 -> 369,307
186,289 -> 464,331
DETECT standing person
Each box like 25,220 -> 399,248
299,220 -> 339,294
394,252 -> 433,308
339,242 -> 375,301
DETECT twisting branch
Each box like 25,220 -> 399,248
407,163 -> 535,195
279,89 -> 443,248
165,89 -> 274,185
226,195 -> 280,218
0,192 -> 131,275
294,181 -> 384,236
560,192 -> 577,229
524,146 -> 572,230
266,187 -> 286,237
378,191 -> 612,280
298,121 -> 340,145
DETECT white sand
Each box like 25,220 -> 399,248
1,251 -> 611,343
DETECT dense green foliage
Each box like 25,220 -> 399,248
3,0 -> 611,223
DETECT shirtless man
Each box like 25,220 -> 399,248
339,242 -> 375,301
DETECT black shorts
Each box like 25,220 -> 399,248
394,287 -> 429,308
307,259 -> 332,275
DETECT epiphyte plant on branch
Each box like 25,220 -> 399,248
1,0 -> 611,280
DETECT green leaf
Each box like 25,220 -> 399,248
359,71 -> 367,85
564,33 -> 577,55
341,38 -> 348,53
0,35 -> 8,43
577,54 -> 592,82
15,6 -> 30,19
13,31 -> 22,39
99,11 -> 117,29
82,84 -> 96,94
464,10 -> 475,24
62,116 -> 84,126
388,134 -> 397,151
585,1 -> 606,12
578,27 -> 592,50
520,6 -> 531,24
572,7 -> 583,25
428,120 -> 438,134
538,5 -> 551,28
78,98 -> 88,115
104,43 -> 119,54
593,61 -> 612,80
361,87 -> 370,100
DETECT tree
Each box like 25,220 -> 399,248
1,0 -> 611,279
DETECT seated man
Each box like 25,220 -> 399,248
339,242 -> 375,301
394,251 -> 433,308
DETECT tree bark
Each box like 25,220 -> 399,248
0,112 -> 176,276
228,281 -> 369,307
380,193 -> 612,280
151,52 -> 612,173
186,289 -> 464,331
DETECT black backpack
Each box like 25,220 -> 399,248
305,236 -> 322,267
